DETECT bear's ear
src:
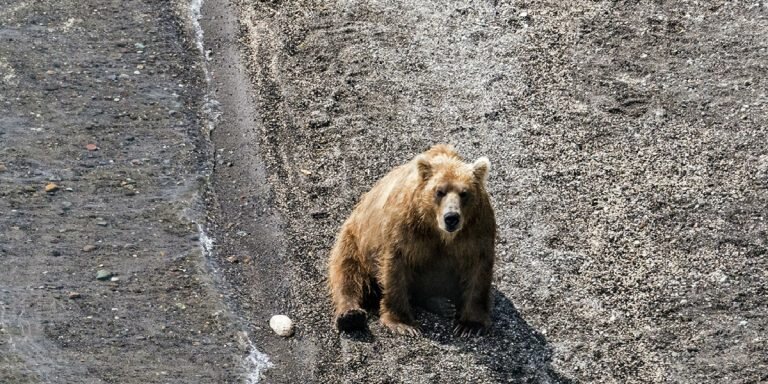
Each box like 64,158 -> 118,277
416,155 -> 432,180
472,157 -> 491,182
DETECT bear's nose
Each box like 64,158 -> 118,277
444,212 -> 460,230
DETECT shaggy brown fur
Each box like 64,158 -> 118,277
328,144 -> 496,337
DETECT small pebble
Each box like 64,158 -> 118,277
45,183 -> 60,193
96,269 -> 113,280
269,314 -> 295,337
68,292 -> 81,299
83,244 -> 97,252
86,143 -> 98,151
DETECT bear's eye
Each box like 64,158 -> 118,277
436,189 -> 446,199
459,191 -> 469,199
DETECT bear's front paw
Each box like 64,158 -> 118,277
336,308 -> 368,332
453,321 -> 487,337
380,315 -> 421,337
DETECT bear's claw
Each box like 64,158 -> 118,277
453,321 -> 487,337
336,309 -> 367,332
385,323 -> 421,337
381,317 -> 421,337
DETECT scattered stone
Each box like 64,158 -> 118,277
175,302 -> 187,310
96,269 -> 113,280
110,276 -> 120,282
269,314 -> 295,337
86,143 -> 98,151
709,269 -> 728,283
61,201 -> 73,210
311,211 -> 329,219
308,110 -> 330,128
51,250 -> 62,257
0,163 -> 7,172
68,292 -> 81,299
300,169 -> 312,175
45,183 -> 60,193
95,218 -> 108,226
226,256 -> 239,264
83,244 -> 97,252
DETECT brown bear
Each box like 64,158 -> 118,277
328,144 -> 496,337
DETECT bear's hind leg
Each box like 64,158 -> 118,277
329,233 -> 368,332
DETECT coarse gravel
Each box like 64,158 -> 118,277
205,0 -> 767,383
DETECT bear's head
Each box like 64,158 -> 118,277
415,149 -> 490,237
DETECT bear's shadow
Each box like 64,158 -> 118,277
423,289 -> 574,382
352,288 -> 573,382
341,288 -> 573,382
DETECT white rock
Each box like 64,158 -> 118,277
269,315 -> 294,337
